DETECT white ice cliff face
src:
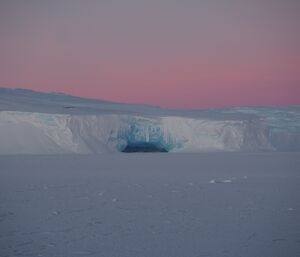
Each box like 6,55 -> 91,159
0,111 -> 276,154
0,88 -> 299,154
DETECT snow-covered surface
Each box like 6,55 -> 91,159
0,88 -> 299,154
1,88 -> 300,256
1,153 -> 299,257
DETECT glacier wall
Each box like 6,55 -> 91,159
0,111 -> 283,154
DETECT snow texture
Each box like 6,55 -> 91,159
0,153 -> 299,257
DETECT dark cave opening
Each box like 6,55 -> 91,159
122,142 -> 168,153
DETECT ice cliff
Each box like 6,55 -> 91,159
0,88 -> 299,154
0,111 -> 289,154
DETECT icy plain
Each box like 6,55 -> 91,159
0,88 -> 300,257
1,153 -> 300,257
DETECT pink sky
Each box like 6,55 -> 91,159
0,0 -> 299,108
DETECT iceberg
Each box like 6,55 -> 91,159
0,88 -> 299,154
0,111 -> 277,154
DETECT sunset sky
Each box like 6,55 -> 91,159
0,0 -> 299,108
